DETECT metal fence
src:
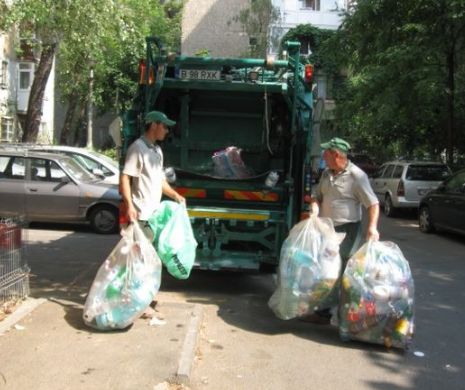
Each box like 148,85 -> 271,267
0,217 -> 30,310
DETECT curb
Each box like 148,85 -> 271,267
0,297 -> 46,335
175,303 -> 203,384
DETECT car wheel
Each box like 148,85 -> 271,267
89,205 -> 118,234
383,195 -> 396,217
419,206 -> 435,233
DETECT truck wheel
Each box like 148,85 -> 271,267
419,206 -> 435,233
383,195 -> 396,217
89,205 -> 119,234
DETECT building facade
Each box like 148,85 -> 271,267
0,30 -> 55,143
181,0 -> 251,57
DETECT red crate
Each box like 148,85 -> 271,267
0,224 -> 22,250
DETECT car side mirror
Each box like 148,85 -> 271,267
437,184 -> 446,192
60,176 -> 71,184
92,168 -> 105,178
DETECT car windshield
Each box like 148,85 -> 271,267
60,158 -> 98,182
88,151 -> 118,168
406,165 -> 450,181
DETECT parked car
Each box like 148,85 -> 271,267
348,153 -> 378,177
0,144 -> 120,185
370,161 -> 451,217
0,150 -> 121,233
418,168 -> 465,236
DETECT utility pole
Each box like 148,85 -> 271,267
86,62 -> 94,149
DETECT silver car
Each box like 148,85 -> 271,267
0,144 -> 120,185
0,150 -> 121,233
370,161 -> 451,217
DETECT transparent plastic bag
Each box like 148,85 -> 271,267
148,201 -> 197,279
212,146 -> 254,178
338,240 -> 415,349
268,216 -> 343,320
83,223 -> 162,330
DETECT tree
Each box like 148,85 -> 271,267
0,0 -> 184,144
330,0 -> 465,164
57,0 -> 184,145
232,0 -> 280,57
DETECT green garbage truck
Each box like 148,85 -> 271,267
121,37 -> 315,271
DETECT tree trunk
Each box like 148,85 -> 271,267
60,91 -> 81,144
22,42 -> 59,143
446,48 -> 455,166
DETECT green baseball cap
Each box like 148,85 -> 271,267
321,137 -> 351,154
145,111 -> 176,126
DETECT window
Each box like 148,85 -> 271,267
0,156 -> 25,180
0,60 -> 7,88
302,0 -> 320,10
31,158 -> 67,182
0,117 -> 14,142
381,165 -> 395,179
444,172 -> 465,193
392,165 -> 404,179
405,165 -> 450,181
19,63 -> 33,90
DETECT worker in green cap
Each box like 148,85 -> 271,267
303,137 -> 380,324
120,111 -> 185,318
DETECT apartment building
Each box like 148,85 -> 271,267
0,30 -> 54,143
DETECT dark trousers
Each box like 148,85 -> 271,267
316,221 -> 363,317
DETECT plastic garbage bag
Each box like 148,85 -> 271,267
83,223 -> 162,330
338,240 -> 415,349
268,216 -> 343,320
148,201 -> 197,279
212,146 -> 254,178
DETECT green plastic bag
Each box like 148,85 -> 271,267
148,201 -> 197,279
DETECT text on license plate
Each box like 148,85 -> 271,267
179,69 -> 221,80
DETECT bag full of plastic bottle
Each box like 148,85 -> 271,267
82,223 -> 162,331
148,201 -> 197,280
338,240 -> 415,349
268,215 -> 343,320
212,146 -> 254,179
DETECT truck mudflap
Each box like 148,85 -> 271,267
187,206 -> 285,271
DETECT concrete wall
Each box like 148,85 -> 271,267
182,0 -> 250,57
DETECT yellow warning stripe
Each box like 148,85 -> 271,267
188,209 -> 269,221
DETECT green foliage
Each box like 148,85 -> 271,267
194,48 -> 210,57
232,0 -> 280,57
97,147 -> 118,161
328,0 -> 465,164
0,0 -> 184,141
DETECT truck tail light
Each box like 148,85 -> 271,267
138,59 -> 154,84
304,64 -> 314,84
138,59 -> 146,84
397,180 -> 405,197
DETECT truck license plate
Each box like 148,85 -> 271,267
179,69 -> 221,80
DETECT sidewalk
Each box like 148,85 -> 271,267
0,227 -> 202,390
0,297 -> 201,390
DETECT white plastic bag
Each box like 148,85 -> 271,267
268,216 -> 343,320
338,241 -> 415,349
83,223 -> 162,330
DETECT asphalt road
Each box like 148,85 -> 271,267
16,214 -> 465,389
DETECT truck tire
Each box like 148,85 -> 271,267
89,205 -> 119,234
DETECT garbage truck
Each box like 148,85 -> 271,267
120,37 -> 315,271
